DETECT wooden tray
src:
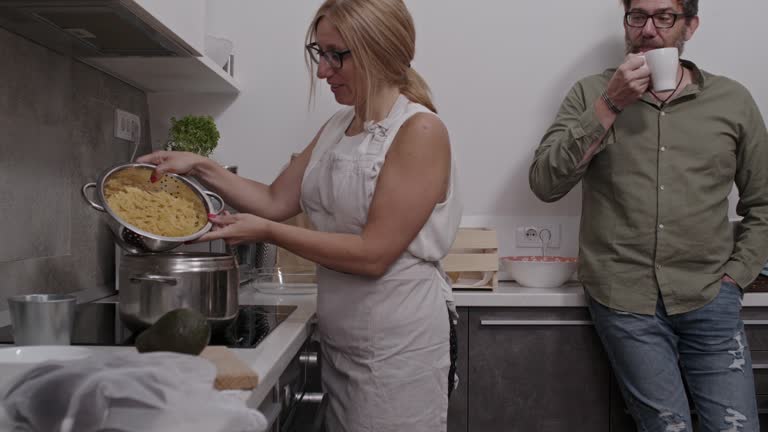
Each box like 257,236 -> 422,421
441,228 -> 499,290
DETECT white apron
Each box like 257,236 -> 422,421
300,95 -> 462,432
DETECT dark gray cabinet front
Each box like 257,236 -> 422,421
448,307 -> 469,432
467,307 -> 611,432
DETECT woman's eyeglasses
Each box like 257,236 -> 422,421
305,43 -> 351,69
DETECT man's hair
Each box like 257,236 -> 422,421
622,0 -> 698,17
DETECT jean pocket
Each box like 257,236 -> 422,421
721,279 -> 744,302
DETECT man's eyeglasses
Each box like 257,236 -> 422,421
305,43 -> 351,70
624,12 -> 686,29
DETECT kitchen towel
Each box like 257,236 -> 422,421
1,351 -> 267,432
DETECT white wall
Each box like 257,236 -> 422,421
149,0 -> 768,258
134,0 -> 207,54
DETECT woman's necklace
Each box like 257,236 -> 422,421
649,64 -> 685,108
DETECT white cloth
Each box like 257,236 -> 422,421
300,95 -> 462,431
1,351 -> 267,432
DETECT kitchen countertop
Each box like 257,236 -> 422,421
453,280 -> 768,307
0,284 -> 318,412
2,278 -> 768,416
453,282 -> 587,307
240,278 -> 768,406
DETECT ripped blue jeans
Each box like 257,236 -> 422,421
588,281 -> 759,432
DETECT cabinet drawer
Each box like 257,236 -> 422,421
753,351 -> 768,396
468,308 -> 610,432
743,308 -> 768,351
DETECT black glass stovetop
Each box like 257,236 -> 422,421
0,303 -> 296,349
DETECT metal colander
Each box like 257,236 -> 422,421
103,166 -> 205,205
82,163 -> 225,254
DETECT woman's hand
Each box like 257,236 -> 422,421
136,150 -> 208,181
197,213 -> 273,245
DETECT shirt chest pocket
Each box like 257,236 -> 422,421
327,153 -> 379,232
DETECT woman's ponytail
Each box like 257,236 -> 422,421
401,68 -> 437,114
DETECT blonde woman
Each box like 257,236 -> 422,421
138,0 -> 461,430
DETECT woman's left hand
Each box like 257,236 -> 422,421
196,212 -> 272,245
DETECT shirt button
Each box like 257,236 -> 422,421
658,224 -> 665,230
656,264 -> 662,270
660,146 -> 667,152
659,185 -> 665,191
661,111 -> 666,116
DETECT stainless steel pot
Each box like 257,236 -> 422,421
118,252 -> 239,332
81,163 -> 225,254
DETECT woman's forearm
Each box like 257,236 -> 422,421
267,222 -> 389,278
192,159 -> 299,221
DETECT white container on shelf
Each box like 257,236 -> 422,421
205,35 -> 234,70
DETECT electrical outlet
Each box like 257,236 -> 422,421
515,223 -> 561,248
114,108 -> 140,141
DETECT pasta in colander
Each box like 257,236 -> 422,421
106,185 -> 207,237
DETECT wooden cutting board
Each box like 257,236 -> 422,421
200,346 -> 259,391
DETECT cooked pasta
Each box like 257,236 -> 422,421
106,185 -> 207,237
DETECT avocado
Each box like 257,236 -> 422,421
135,308 -> 211,355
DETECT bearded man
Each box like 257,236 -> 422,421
529,0 -> 768,430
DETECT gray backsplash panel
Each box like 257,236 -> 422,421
0,118 -> 73,262
0,28 -> 152,310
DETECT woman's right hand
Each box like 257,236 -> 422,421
135,151 -> 207,181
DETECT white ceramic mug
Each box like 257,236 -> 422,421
643,47 -> 680,92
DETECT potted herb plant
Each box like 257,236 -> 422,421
165,115 -> 221,157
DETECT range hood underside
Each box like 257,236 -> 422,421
0,0 -> 198,57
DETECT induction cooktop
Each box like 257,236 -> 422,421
0,303 -> 296,349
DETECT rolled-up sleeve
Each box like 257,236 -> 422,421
529,81 -> 607,202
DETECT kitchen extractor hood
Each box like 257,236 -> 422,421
0,0 -> 199,58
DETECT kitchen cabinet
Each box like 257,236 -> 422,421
447,305 -> 768,431
0,0 -> 239,94
466,307 -> 610,432
85,0 -> 239,94
608,372 -> 640,432
732,308 -> 768,431
85,54 -> 239,93
753,352 -> 768,431
448,307 -> 469,432
257,333 -> 326,432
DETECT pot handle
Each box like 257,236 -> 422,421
205,191 -> 226,214
81,183 -> 105,212
129,274 -> 179,286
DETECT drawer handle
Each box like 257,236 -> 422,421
480,320 -> 593,326
744,320 -> 768,326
